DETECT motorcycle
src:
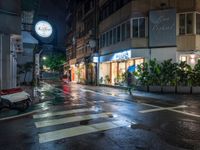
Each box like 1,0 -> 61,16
0,88 -> 32,111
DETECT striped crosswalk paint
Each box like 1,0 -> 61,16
33,108 -> 95,119
39,120 -> 126,143
35,112 -> 113,128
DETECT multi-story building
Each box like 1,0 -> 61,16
98,0 -> 200,85
67,0 -> 98,85
0,0 -> 21,89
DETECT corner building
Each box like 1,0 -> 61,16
98,0 -> 200,85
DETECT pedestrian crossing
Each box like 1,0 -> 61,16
33,104 -> 127,144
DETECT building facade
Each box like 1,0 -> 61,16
0,0 -> 21,89
67,0 -> 99,85
98,0 -> 200,85
66,0 -> 200,86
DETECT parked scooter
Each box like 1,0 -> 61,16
0,88 -> 32,111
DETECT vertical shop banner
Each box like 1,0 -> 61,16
149,9 -> 176,47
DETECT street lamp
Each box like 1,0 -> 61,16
42,56 -> 47,60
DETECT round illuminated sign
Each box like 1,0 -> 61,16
35,21 -> 53,38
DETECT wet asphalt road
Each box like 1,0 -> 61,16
0,82 -> 200,150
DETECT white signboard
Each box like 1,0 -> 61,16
112,50 -> 131,61
35,21 -> 53,38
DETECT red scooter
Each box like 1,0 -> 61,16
0,88 -> 32,111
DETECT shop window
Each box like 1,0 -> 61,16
196,13 -> 200,34
119,62 -> 126,75
135,58 -> 144,70
127,60 -> 134,69
132,18 -> 146,38
111,62 -> 118,84
179,13 -> 194,35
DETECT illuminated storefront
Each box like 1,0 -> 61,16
99,49 -> 144,85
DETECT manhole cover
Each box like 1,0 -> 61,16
160,120 -> 200,149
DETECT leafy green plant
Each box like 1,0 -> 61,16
176,61 -> 192,86
99,77 -> 103,84
148,59 -> 162,86
134,62 -> 149,86
160,59 -> 178,86
42,53 -> 66,72
104,75 -> 111,84
191,59 -> 200,86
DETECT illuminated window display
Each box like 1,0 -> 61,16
99,57 -> 144,85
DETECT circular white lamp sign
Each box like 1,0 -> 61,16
35,21 -> 53,38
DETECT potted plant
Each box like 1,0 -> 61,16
134,62 -> 149,92
161,59 -> 177,93
99,77 -> 103,84
192,60 -> 200,94
148,59 -> 162,93
176,61 -> 192,94
104,75 -> 111,85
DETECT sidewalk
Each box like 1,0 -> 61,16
76,84 -> 200,104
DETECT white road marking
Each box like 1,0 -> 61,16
93,101 -> 105,103
168,109 -> 200,118
139,105 -> 188,113
140,103 -> 160,108
139,103 -> 200,118
0,109 -> 43,121
63,102 -> 86,106
35,112 -> 113,128
33,108 -> 96,119
39,120 -> 126,143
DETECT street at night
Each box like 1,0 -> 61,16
2,0 -> 200,150
1,81 -> 200,150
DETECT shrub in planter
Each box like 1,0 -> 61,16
134,62 -> 149,91
176,61 -> 192,94
191,60 -> 200,94
148,59 -> 162,92
160,59 -> 177,93
104,75 -> 111,85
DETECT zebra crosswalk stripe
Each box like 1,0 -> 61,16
33,108 -> 96,119
39,120 -> 126,143
35,112 -> 113,128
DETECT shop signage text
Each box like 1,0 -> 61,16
35,20 -> 53,38
149,9 -> 176,47
113,50 -> 131,61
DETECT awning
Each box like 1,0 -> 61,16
22,31 -> 38,44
